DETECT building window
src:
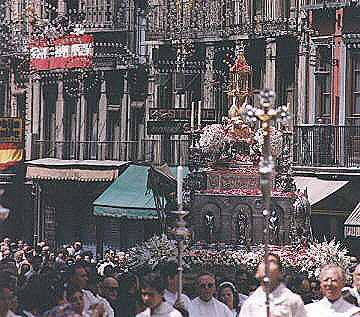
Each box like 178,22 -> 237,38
349,52 -> 360,125
315,46 -> 332,122
253,0 -> 263,16
281,0 -> 290,18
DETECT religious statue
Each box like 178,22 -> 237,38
225,52 -> 253,141
204,212 -> 215,243
236,212 -> 248,245
269,208 -> 280,243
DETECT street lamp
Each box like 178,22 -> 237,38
243,89 -> 289,317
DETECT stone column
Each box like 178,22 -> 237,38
98,73 -> 107,159
25,80 -> 39,160
308,42 -> 317,124
203,45 -> 215,110
264,38 -> 276,91
145,44 -> 161,164
55,79 -> 64,158
121,72 -> 130,160
77,82 -> 87,159
297,40 -> 308,124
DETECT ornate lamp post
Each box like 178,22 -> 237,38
243,89 -> 289,317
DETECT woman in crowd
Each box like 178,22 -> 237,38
217,281 -> 240,317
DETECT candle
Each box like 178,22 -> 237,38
177,165 -> 184,210
198,100 -> 202,129
191,102 -> 195,130
232,96 -> 236,107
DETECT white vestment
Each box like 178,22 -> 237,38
239,283 -> 307,317
306,297 -> 360,317
164,289 -> 192,312
136,301 -> 182,317
189,297 -> 233,317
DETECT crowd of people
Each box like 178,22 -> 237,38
0,238 -> 360,316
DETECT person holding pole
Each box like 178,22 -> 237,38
239,254 -> 307,317
160,261 -> 191,316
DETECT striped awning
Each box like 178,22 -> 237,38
25,159 -> 129,182
344,203 -> 360,237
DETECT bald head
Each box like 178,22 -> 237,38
101,277 -> 119,302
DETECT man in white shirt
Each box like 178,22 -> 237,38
306,264 -> 360,317
160,261 -> 192,315
239,253 -> 307,317
190,272 -> 233,317
343,263 -> 360,306
136,272 -> 182,317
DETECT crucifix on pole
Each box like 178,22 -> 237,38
243,89 -> 290,317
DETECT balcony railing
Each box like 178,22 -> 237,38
146,0 -> 298,41
32,140 -> 160,162
32,139 -> 190,166
293,125 -> 360,168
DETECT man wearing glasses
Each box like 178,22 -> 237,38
189,272 -> 232,317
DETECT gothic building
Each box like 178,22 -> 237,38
0,0 -> 358,251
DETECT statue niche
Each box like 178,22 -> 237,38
199,203 -> 221,243
234,204 -> 252,245
269,204 -> 284,244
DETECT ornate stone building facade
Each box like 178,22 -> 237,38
0,0 -> 359,250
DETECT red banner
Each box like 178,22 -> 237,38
30,34 -> 94,71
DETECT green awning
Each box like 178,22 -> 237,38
93,165 -> 158,220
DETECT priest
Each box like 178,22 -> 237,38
189,272 -> 232,317
306,264 -> 360,317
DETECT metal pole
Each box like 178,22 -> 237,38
259,119 -> 273,317
243,89 -> 289,317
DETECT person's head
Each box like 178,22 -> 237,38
160,261 -> 179,293
66,284 -> 85,314
31,255 -> 43,271
320,264 -> 346,302
73,242 -> 82,252
100,277 -> 119,302
218,281 -> 239,311
0,272 -> 16,316
197,272 -> 216,302
310,280 -> 321,300
235,270 -> 249,294
352,263 -> 360,291
69,262 -> 88,289
18,275 -> 43,314
118,272 -> 139,296
255,253 -> 282,291
140,272 -> 165,310
103,264 -> 116,277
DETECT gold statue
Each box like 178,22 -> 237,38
226,52 -> 252,140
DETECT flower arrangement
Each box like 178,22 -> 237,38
253,127 -> 283,158
198,124 -> 226,154
118,235 -> 352,279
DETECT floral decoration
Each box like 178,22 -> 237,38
117,235 -> 352,279
253,127 -> 283,158
198,124 -> 226,154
